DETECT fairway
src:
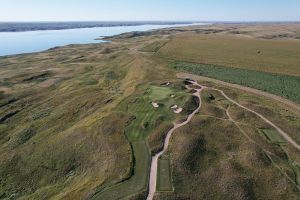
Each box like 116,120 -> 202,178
262,129 -> 287,144
91,142 -> 151,200
158,34 -> 300,77
157,158 -> 173,192
126,85 -> 190,141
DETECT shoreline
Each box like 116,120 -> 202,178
0,23 -> 205,57
0,21 -> 200,33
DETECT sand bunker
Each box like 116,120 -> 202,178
152,102 -> 160,108
161,82 -> 170,86
174,107 -> 183,114
171,105 -> 178,109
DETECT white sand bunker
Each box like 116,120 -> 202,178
171,104 -> 183,113
161,82 -> 170,86
152,102 -> 160,108
174,107 -> 183,114
171,105 -> 178,109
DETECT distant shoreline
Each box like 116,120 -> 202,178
0,21 -> 198,32
0,21 -> 299,32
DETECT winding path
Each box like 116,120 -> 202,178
147,83 -> 204,200
190,79 -> 300,151
147,79 -> 300,200
208,86 -> 300,151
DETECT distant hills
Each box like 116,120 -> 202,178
0,21 -> 195,32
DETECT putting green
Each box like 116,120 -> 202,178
149,86 -> 173,101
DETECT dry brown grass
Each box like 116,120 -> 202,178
158,33 -> 300,76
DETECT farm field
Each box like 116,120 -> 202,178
170,61 -> 300,104
157,34 -> 300,77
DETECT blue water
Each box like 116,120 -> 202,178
0,23 -> 203,57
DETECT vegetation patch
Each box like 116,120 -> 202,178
262,129 -> 287,144
91,142 -> 150,200
157,158 -> 173,192
149,86 -> 173,101
141,41 -> 168,52
171,61 -> 300,103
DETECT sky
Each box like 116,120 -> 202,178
1,0 -> 300,22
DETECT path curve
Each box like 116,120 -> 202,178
177,73 -> 300,114
146,83 -> 204,200
190,80 -> 300,151
147,80 -> 300,200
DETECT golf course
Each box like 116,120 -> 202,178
1,22 -> 300,200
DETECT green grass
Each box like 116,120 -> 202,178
96,84 -> 190,199
126,85 -> 189,141
157,158 -> 173,192
171,61 -> 300,104
262,129 -> 287,144
149,86 -> 173,101
91,141 -> 150,200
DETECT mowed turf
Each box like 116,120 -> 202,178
91,141 -> 150,200
158,34 -> 300,77
126,85 -> 189,141
94,84 -> 190,199
262,129 -> 287,144
157,158 -> 173,192
149,86 -> 173,101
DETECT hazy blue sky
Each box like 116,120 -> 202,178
1,0 -> 300,22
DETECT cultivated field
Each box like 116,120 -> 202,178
171,61 -> 300,103
157,33 -> 300,77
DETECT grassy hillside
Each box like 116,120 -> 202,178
156,86 -> 300,199
0,41 -> 142,199
0,23 -> 300,199
157,34 -> 300,77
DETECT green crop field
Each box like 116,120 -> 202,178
170,61 -> 300,104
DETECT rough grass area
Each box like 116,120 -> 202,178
91,141 -> 150,200
171,61 -> 300,104
156,82 -> 300,199
157,158 -> 173,192
140,40 -> 168,52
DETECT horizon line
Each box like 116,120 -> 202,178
1,20 -> 300,23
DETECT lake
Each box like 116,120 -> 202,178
0,23 -> 203,57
